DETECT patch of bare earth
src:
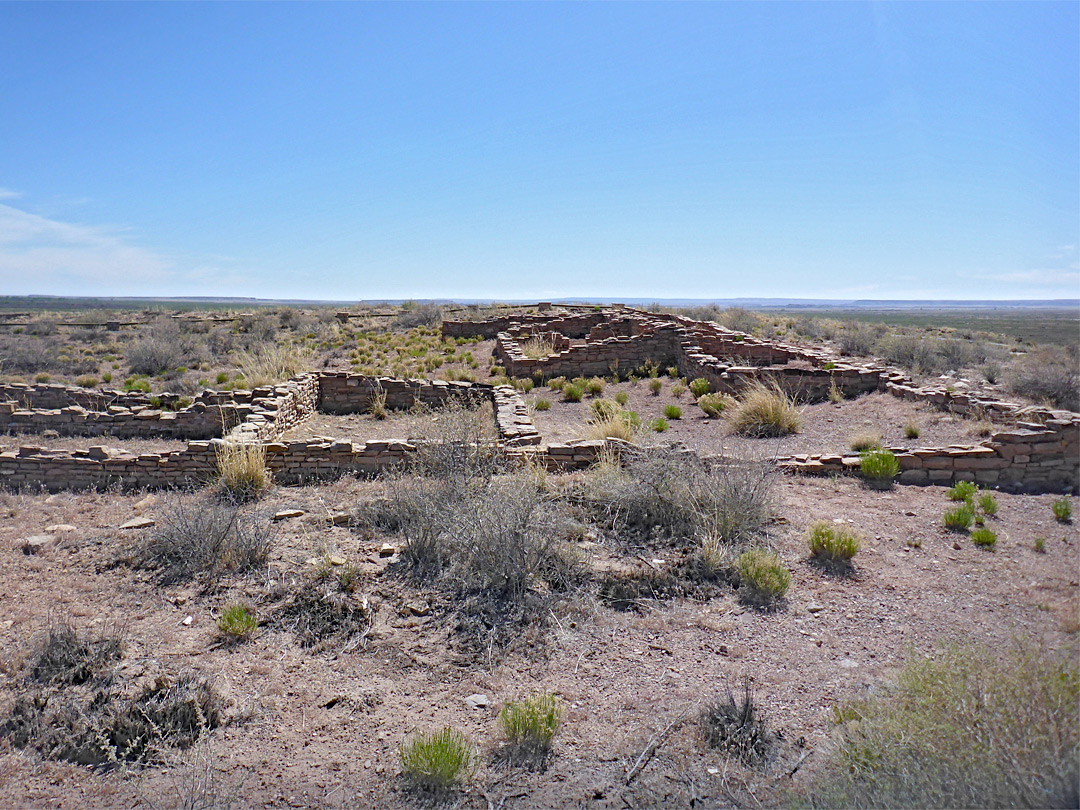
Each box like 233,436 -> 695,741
0,471 -> 1075,809
531,385 -> 986,456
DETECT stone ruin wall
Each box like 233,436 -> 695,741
1,308 -> 1077,493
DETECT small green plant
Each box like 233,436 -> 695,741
689,377 -> 710,398
101,372 -> 113,384
514,378 -> 535,393
648,377 -> 663,396
533,397 -> 551,411
547,376 -> 566,391
735,548 -> 790,607
943,503 -> 975,532
499,692 -> 563,768
977,492 -> 999,517
1051,498 -> 1072,523
562,383 -> 584,403
662,404 -> 682,420
970,527 -> 997,548
859,449 -> 900,489
807,521 -> 860,566
399,727 -> 474,790
1034,537 -> 1046,553
903,421 -> 921,439
698,392 -> 728,418
35,373 -> 50,383
948,480 -> 978,502
74,375 -> 99,388
614,391 -> 629,406
585,377 -> 605,396
828,382 -> 844,404
215,371 -> 229,385
849,433 -> 882,452
123,377 -> 152,393
217,603 -> 257,639
650,417 -> 669,433
667,366 -> 679,378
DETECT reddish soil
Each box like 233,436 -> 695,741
0,474 -> 1075,809
0,432 -> 189,455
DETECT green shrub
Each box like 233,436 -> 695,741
848,433 -> 882,452
805,642 -> 1078,809
614,391 -> 629,406
533,397 -> 551,411
648,378 -> 663,396
689,377 -> 710,398
662,404 -> 682,420
499,693 -> 562,768
650,417 -> 669,433
729,382 -> 800,438
970,528 -> 997,548
671,382 -> 687,398
943,503 -> 975,532
399,727 -> 474,790
735,548 -> 790,607
123,377 -> 151,393
101,372 -> 113,384
589,398 -> 620,422
698,393 -> 728,418
215,371 -> 229,385
74,375 -> 99,388
585,377 -> 605,396
948,480 -> 978,502
807,521 -> 860,565
1051,498 -> 1073,523
1034,537 -> 1046,553
217,603 -> 257,639
977,492 -> 999,517
859,449 -> 900,488
514,378 -> 534,393
547,376 -> 566,391
562,384 -> 584,403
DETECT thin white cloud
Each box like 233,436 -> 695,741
0,188 -> 22,200
981,268 -> 1080,288
0,201 -> 173,292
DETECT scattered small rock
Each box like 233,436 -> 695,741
329,512 -> 351,526
42,429 -> 60,439
329,555 -> 347,566
120,517 -> 155,530
378,543 -> 396,558
272,509 -> 305,522
133,495 -> 159,513
44,524 -> 76,533
903,510 -> 916,517
952,541 -> 962,550
839,658 -> 859,669
407,602 -> 431,617
465,693 -> 491,710
807,603 -> 824,614
22,534 -> 56,554
181,615 -> 193,626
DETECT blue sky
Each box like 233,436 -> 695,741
1,2 -> 1077,301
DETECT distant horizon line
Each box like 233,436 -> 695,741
1,295 -> 1077,309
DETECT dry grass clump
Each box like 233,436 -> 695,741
584,399 -> 640,442
728,382 -> 800,437
520,335 -> 558,359
135,495 -> 274,586
734,547 -> 790,607
848,432 -> 881,452
702,678 -> 779,765
234,344 -> 311,388
1006,345 -> 1079,411
30,619 -> 122,687
805,642 -> 1079,809
215,441 -> 270,502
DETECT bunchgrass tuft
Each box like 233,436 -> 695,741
662,404 -> 682,420
562,383 -> 584,403
903,421 -> 921,439
697,392 -> 728,418
970,527 -> 997,548
649,417 -> 669,433
807,521 -> 860,566
948,480 -> 978,502
399,727 -> 474,791
806,642 -> 1079,809
499,692 -> 563,769
849,432 -> 882,452
217,603 -> 257,640
943,503 -> 975,532
532,397 -> 551,411
728,382 -> 800,438
859,448 -> 900,489
689,377 -> 710,398
215,441 -> 269,503
977,492 -> 999,517
735,548 -> 790,607
1051,498 -> 1072,523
